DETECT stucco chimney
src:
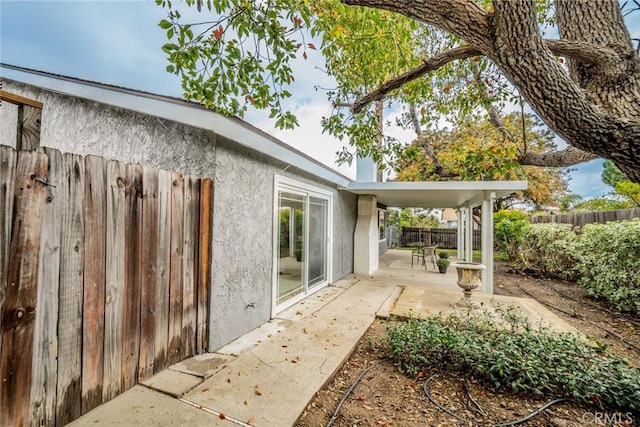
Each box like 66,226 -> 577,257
356,156 -> 377,182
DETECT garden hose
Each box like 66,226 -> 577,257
423,373 -> 574,426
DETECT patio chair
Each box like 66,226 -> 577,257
422,245 -> 438,270
411,245 -> 425,267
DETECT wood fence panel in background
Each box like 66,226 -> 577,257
55,154 -> 85,426
0,151 -> 48,427
82,155 -> 107,414
29,147 -> 62,427
168,172 -> 184,365
122,164 -> 143,392
103,160 -> 127,402
138,167 -> 158,381
530,208 -> 640,227
154,170 -> 172,373
197,178 -> 212,353
0,145 -> 17,360
181,176 -> 198,359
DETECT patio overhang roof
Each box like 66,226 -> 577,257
343,180 -> 528,208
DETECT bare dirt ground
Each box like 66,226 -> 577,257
294,262 -> 640,427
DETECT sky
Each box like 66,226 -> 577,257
1,1 -> 638,199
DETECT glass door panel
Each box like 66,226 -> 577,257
307,197 -> 327,288
277,191 -> 306,306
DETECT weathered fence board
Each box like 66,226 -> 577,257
0,145 -> 213,426
0,145 -> 17,369
197,178 -> 212,353
17,105 -> 42,151
81,155 -> 107,414
182,176 -> 198,359
122,164 -> 143,392
103,160 -> 127,402
530,208 -> 640,227
56,154 -> 85,426
29,147 -> 62,427
168,172 -> 184,365
154,170 -> 172,373
138,166 -> 158,381
0,151 -> 48,427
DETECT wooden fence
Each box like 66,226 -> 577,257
401,227 -> 481,250
530,208 -> 640,227
0,145 -> 213,427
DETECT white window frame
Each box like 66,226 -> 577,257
272,175 -> 333,316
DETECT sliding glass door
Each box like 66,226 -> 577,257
274,177 -> 332,312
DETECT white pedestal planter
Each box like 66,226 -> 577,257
451,262 -> 486,307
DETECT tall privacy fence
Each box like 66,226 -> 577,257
530,208 -> 640,227
0,145 -> 213,426
400,227 -> 481,250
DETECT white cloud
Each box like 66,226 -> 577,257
251,102 -> 356,179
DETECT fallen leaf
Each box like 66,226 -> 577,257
244,400 -> 248,405
219,413 -> 226,420
202,387 -> 211,392
291,359 -> 297,363
356,396 -> 366,401
296,310 -> 303,315
303,328 -> 307,334
254,386 -> 262,396
247,416 -> 255,425
282,345 -> 288,348
227,378 -> 231,383
364,404 -> 374,410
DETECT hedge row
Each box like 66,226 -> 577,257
516,219 -> 640,313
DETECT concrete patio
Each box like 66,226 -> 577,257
69,249 -> 575,426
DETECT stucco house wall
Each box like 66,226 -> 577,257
1,81 -> 216,178
209,138 -> 356,349
1,78 -> 357,351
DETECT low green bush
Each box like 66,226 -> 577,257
517,222 -> 579,280
574,219 -> 640,313
516,219 -> 640,313
387,305 -> 640,412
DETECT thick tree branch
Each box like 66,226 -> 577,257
519,146 -> 599,167
342,0 -> 492,52
545,40 -> 620,64
352,45 -> 481,113
352,39 -> 619,115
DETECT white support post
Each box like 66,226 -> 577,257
481,192 -> 495,294
457,210 -> 464,259
353,195 -> 379,274
465,206 -> 473,262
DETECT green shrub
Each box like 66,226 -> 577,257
517,223 -> 579,280
574,219 -> 640,313
438,250 -> 449,259
494,210 -> 530,262
387,305 -> 640,412
436,258 -> 450,268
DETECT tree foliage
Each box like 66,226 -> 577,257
394,113 -> 569,208
156,0 -> 640,182
602,160 -> 640,206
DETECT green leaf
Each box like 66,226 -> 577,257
159,19 -> 172,29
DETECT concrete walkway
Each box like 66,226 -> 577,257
69,249 -> 575,426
